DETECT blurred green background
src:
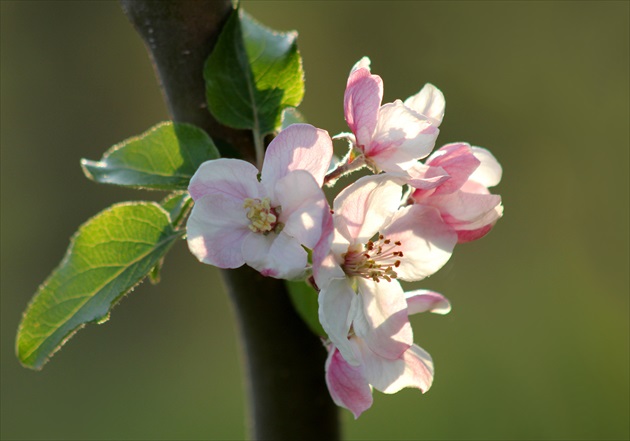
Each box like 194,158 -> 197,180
1,1 -> 628,440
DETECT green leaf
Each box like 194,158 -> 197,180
16,202 -> 183,369
81,122 -> 219,191
160,192 -> 193,228
148,192 -> 193,285
286,280 -> 327,338
204,8 -> 305,135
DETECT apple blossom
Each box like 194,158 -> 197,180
339,57 -> 442,173
325,290 -> 451,418
409,142 -> 503,243
186,124 -> 333,279
313,174 -> 457,365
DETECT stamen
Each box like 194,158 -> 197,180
243,197 -> 281,234
342,235 -> 404,282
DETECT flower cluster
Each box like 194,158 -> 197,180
186,57 -> 503,418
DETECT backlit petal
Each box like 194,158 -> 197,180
353,279 -> 413,360
261,124 -> 333,187
188,158 -> 261,201
403,83 -> 445,127
381,205 -> 457,282
319,278 -> 359,365
405,290 -> 452,315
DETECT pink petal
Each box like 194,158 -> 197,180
400,162 -> 451,191
425,143 -> 481,196
348,57 -> 372,80
367,100 -> 439,172
242,231 -> 308,280
186,193 -> 251,268
469,146 -> 502,187
319,278 -> 359,365
353,278 -> 413,360
188,158 -> 261,201
405,290 -> 452,315
433,182 -> 503,232
381,205 -> 457,282
333,175 -> 402,244
403,83 -> 446,127
344,70 -> 383,150
312,208 -> 336,286
261,124 -> 333,187
355,339 -> 434,394
274,171 -> 329,249
325,345 -> 373,419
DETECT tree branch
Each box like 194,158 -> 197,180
120,1 -> 339,439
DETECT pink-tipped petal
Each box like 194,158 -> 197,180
425,143 -> 481,195
405,290 -> 452,315
274,171 -> 328,249
368,101 -> 439,172
353,278 -> 413,360
312,208 -> 337,286
188,158 -> 261,201
434,181 -> 503,231
319,278 -> 360,365
349,57 -> 372,79
333,175 -> 402,244
325,345 -> 373,419
470,146 -> 503,187
261,124 -> 333,187
403,83 -> 446,127
186,193 -> 251,268
242,231 -> 308,280
401,162 -> 451,191
381,205 -> 457,282
344,72 -> 383,150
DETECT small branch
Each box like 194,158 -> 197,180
324,154 -> 367,186
120,1 -> 339,439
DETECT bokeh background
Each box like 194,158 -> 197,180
2,1 -> 628,440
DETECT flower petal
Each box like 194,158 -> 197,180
319,278 -> 359,365
405,290 -> 452,315
367,100 -> 439,172
186,193 -> 251,268
403,83 -> 446,127
425,143 -> 481,196
188,158 -> 261,201
333,174 -> 402,244
353,278 -> 413,360
381,204 -> 457,282
360,341 -> 434,394
261,124 -> 333,187
325,345 -> 373,419
469,146 -> 503,187
399,162 -> 450,191
275,171 -> 328,249
344,69 -> 383,150
242,231 -> 307,279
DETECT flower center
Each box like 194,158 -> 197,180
243,197 -> 281,234
342,234 -> 403,282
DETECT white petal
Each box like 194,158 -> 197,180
367,101 -> 439,172
319,279 -> 360,365
274,171 -> 328,249
188,158 -> 261,201
261,124 -> 333,187
186,193 -> 251,268
403,83 -> 446,127
469,146 -> 503,187
405,290 -> 452,315
360,342 -> 434,394
353,279 -> 413,360
381,205 -> 457,282
242,231 -> 307,279
333,174 -> 402,244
